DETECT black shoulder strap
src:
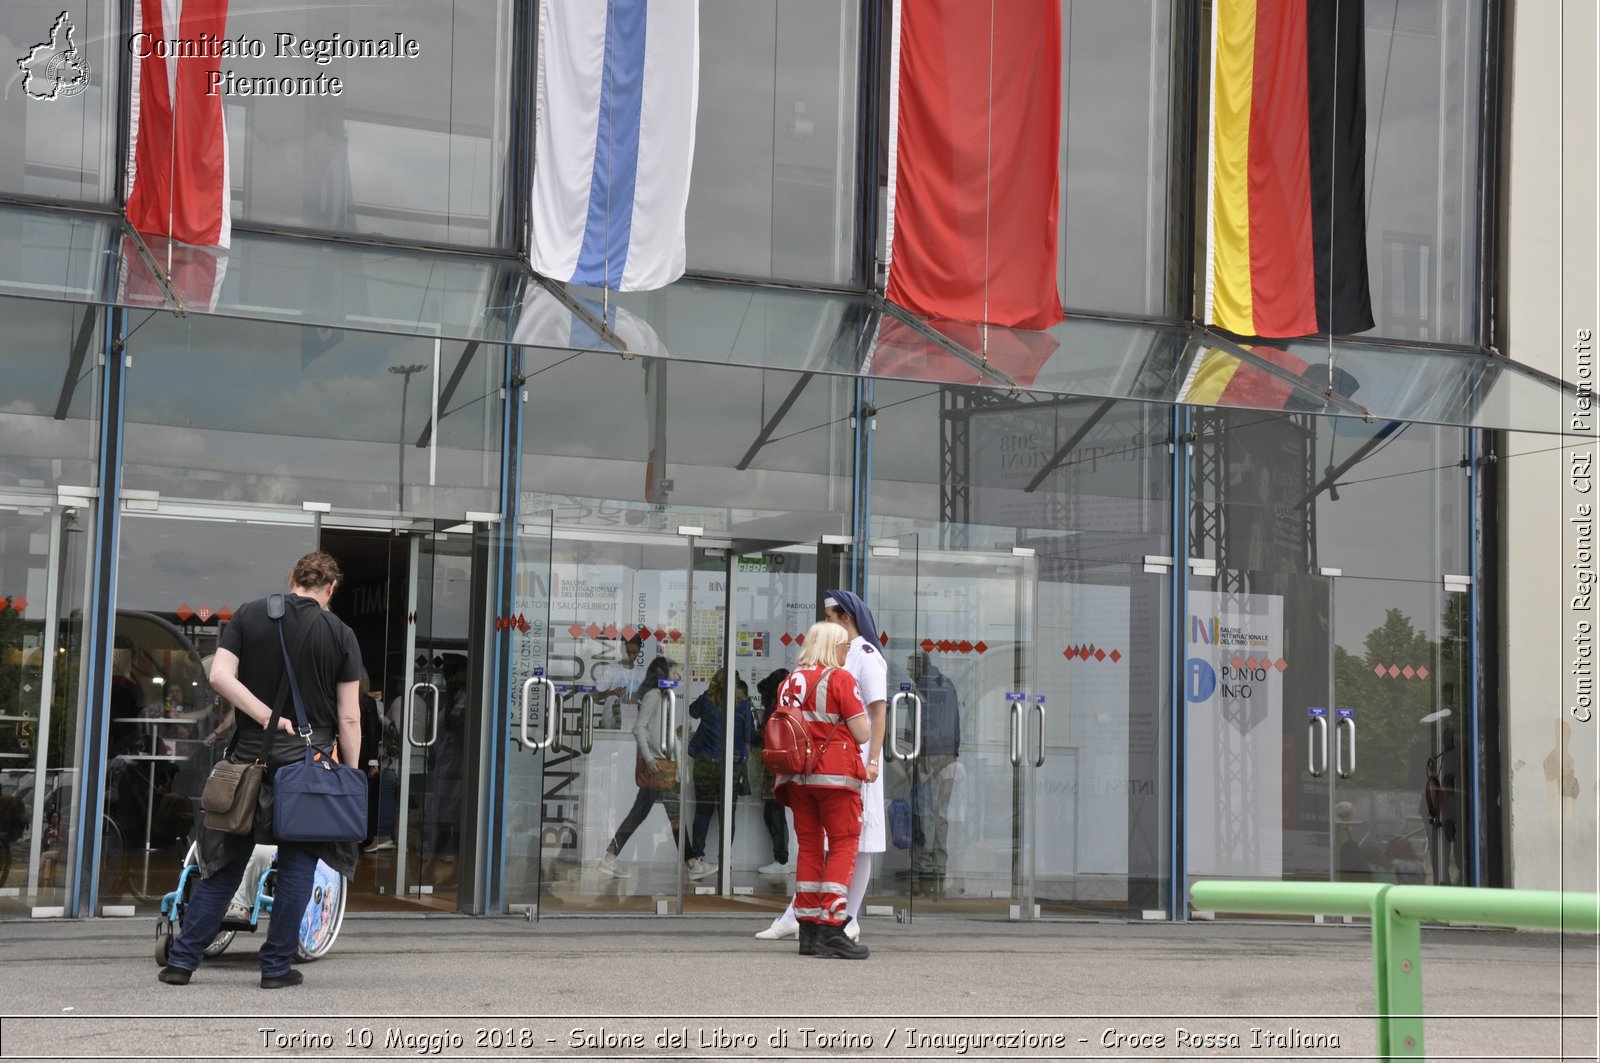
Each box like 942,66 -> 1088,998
258,595 -> 323,761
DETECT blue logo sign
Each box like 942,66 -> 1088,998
1186,659 -> 1217,703
1308,706 -> 1328,718
533,667 -> 544,677
1005,692 -> 1027,702
1336,707 -> 1355,719
900,682 -> 914,692
1033,695 -> 1047,705
658,679 -> 679,689
577,684 -> 597,693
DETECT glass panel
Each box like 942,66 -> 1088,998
123,314 -> 503,520
1060,0 -> 1175,315
535,531 -> 691,912
503,511 -> 553,912
689,0 -> 861,284
1031,556 -> 1170,918
222,0 -> 514,247
195,231 -> 524,344
101,514 -> 316,911
1,1 -> 118,203
0,207 -> 118,306
1361,1 -> 1483,343
0,499 -> 93,916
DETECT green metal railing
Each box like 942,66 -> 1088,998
1189,881 -> 1600,1060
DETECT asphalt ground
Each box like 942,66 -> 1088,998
0,914 -> 1595,1062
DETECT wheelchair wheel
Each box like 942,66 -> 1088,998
296,860 -> 346,961
173,843 -> 237,958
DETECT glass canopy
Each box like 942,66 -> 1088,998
0,201 -> 1579,435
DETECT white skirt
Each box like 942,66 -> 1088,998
857,739 -> 885,853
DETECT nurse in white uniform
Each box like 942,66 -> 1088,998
756,588 -> 886,942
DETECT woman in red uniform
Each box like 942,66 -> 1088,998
773,621 -> 873,960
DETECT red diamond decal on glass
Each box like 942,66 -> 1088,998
1402,665 -> 1416,679
1094,648 -> 1107,661
958,640 -> 972,654
621,625 -> 636,640
568,623 -> 584,638
1275,657 -> 1289,672
880,632 -> 889,646
974,641 -> 987,654
936,640 -> 949,653
1109,649 -> 1121,663
517,615 -> 530,634
176,603 -> 194,622
0,597 -> 9,611
1388,665 -> 1402,678
601,624 -> 615,638
780,633 -> 793,646
668,629 -> 682,642
654,628 -> 667,641
1416,666 -> 1429,680
1230,656 -> 1244,671
197,605 -> 213,622
9,597 -> 24,614
921,639 -> 935,653
1373,663 -> 1386,677
586,623 -> 601,638
217,607 -> 232,622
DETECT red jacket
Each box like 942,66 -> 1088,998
773,665 -> 868,795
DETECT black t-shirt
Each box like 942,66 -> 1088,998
219,593 -> 362,763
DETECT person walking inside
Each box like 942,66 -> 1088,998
756,589 -> 886,943
752,668 -> 792,875
772,621 -> 872,959
158,551 -> 362,989
686,669 -> 757,877
597,656 -> 715,878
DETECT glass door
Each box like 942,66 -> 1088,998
531,528 -> 692,913
394,520 -> 474,906
503,510 -> 553,912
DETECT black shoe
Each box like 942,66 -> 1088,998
810,924 -> 870,960
260,969 -> 304,989
797,921 -> 818,957
158,965 -> 192,985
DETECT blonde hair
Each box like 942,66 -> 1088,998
796,621 -> 850,668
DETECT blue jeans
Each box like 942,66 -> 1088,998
167,844 -> 318,977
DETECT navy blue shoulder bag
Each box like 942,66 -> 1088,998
266,594 -> 367,843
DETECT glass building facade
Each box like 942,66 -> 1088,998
0,0 -> 1578,923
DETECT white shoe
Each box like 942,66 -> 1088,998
843,917 -> 861,942
597,854 -> 627,878
362,839 -> 395,853
224,903 -> 251,923
755,918 -> 799,940
685,858 -> 717,880
756,860 -> 788,876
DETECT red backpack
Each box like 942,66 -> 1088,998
761,667 -> 841,777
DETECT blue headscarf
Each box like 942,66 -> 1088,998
822,588 -> 880,644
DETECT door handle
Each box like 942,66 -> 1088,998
660,683 -> 678,758
520,676 -> 556,751
907,691 -> 924,761
1009,701 -> 1023,766
1030,702 -> 1046,768
887,692 -> 911,761
1335,716 -> 1356,779
579,690 -> 596,755
1308,714 -> 1328,778
407,683 -> 440,747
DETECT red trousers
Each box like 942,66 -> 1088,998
788,785 -> 862,927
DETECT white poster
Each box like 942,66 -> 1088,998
1185,590 -> 1285,878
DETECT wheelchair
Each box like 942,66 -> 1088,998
153,842 -> 347,965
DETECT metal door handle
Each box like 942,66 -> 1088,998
407,683 -> 440,747
1009,702 -> 1023,766
579,693 -> 596,755
1335,717 -> 1356,779
887,692 -> 910,761
1308,715 -> 1327,777
520,676 -> 557,751
907,692 -> 923,760
661,687 -> 678,758
1030,702 -> 1046,768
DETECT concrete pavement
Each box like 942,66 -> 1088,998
0,914 -> 1595,1061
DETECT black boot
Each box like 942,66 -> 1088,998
798,921 -> 818,956
810,923 -> 870,960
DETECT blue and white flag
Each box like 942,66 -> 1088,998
531,0 -> 699,292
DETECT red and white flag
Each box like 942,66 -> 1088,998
884,0 -> 1065,331
125,0 -> 231,249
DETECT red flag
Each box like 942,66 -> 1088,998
885,0 -> 1065,331
125,0 -> 232,248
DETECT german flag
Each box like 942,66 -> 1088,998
1204,0 -> 1373,339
